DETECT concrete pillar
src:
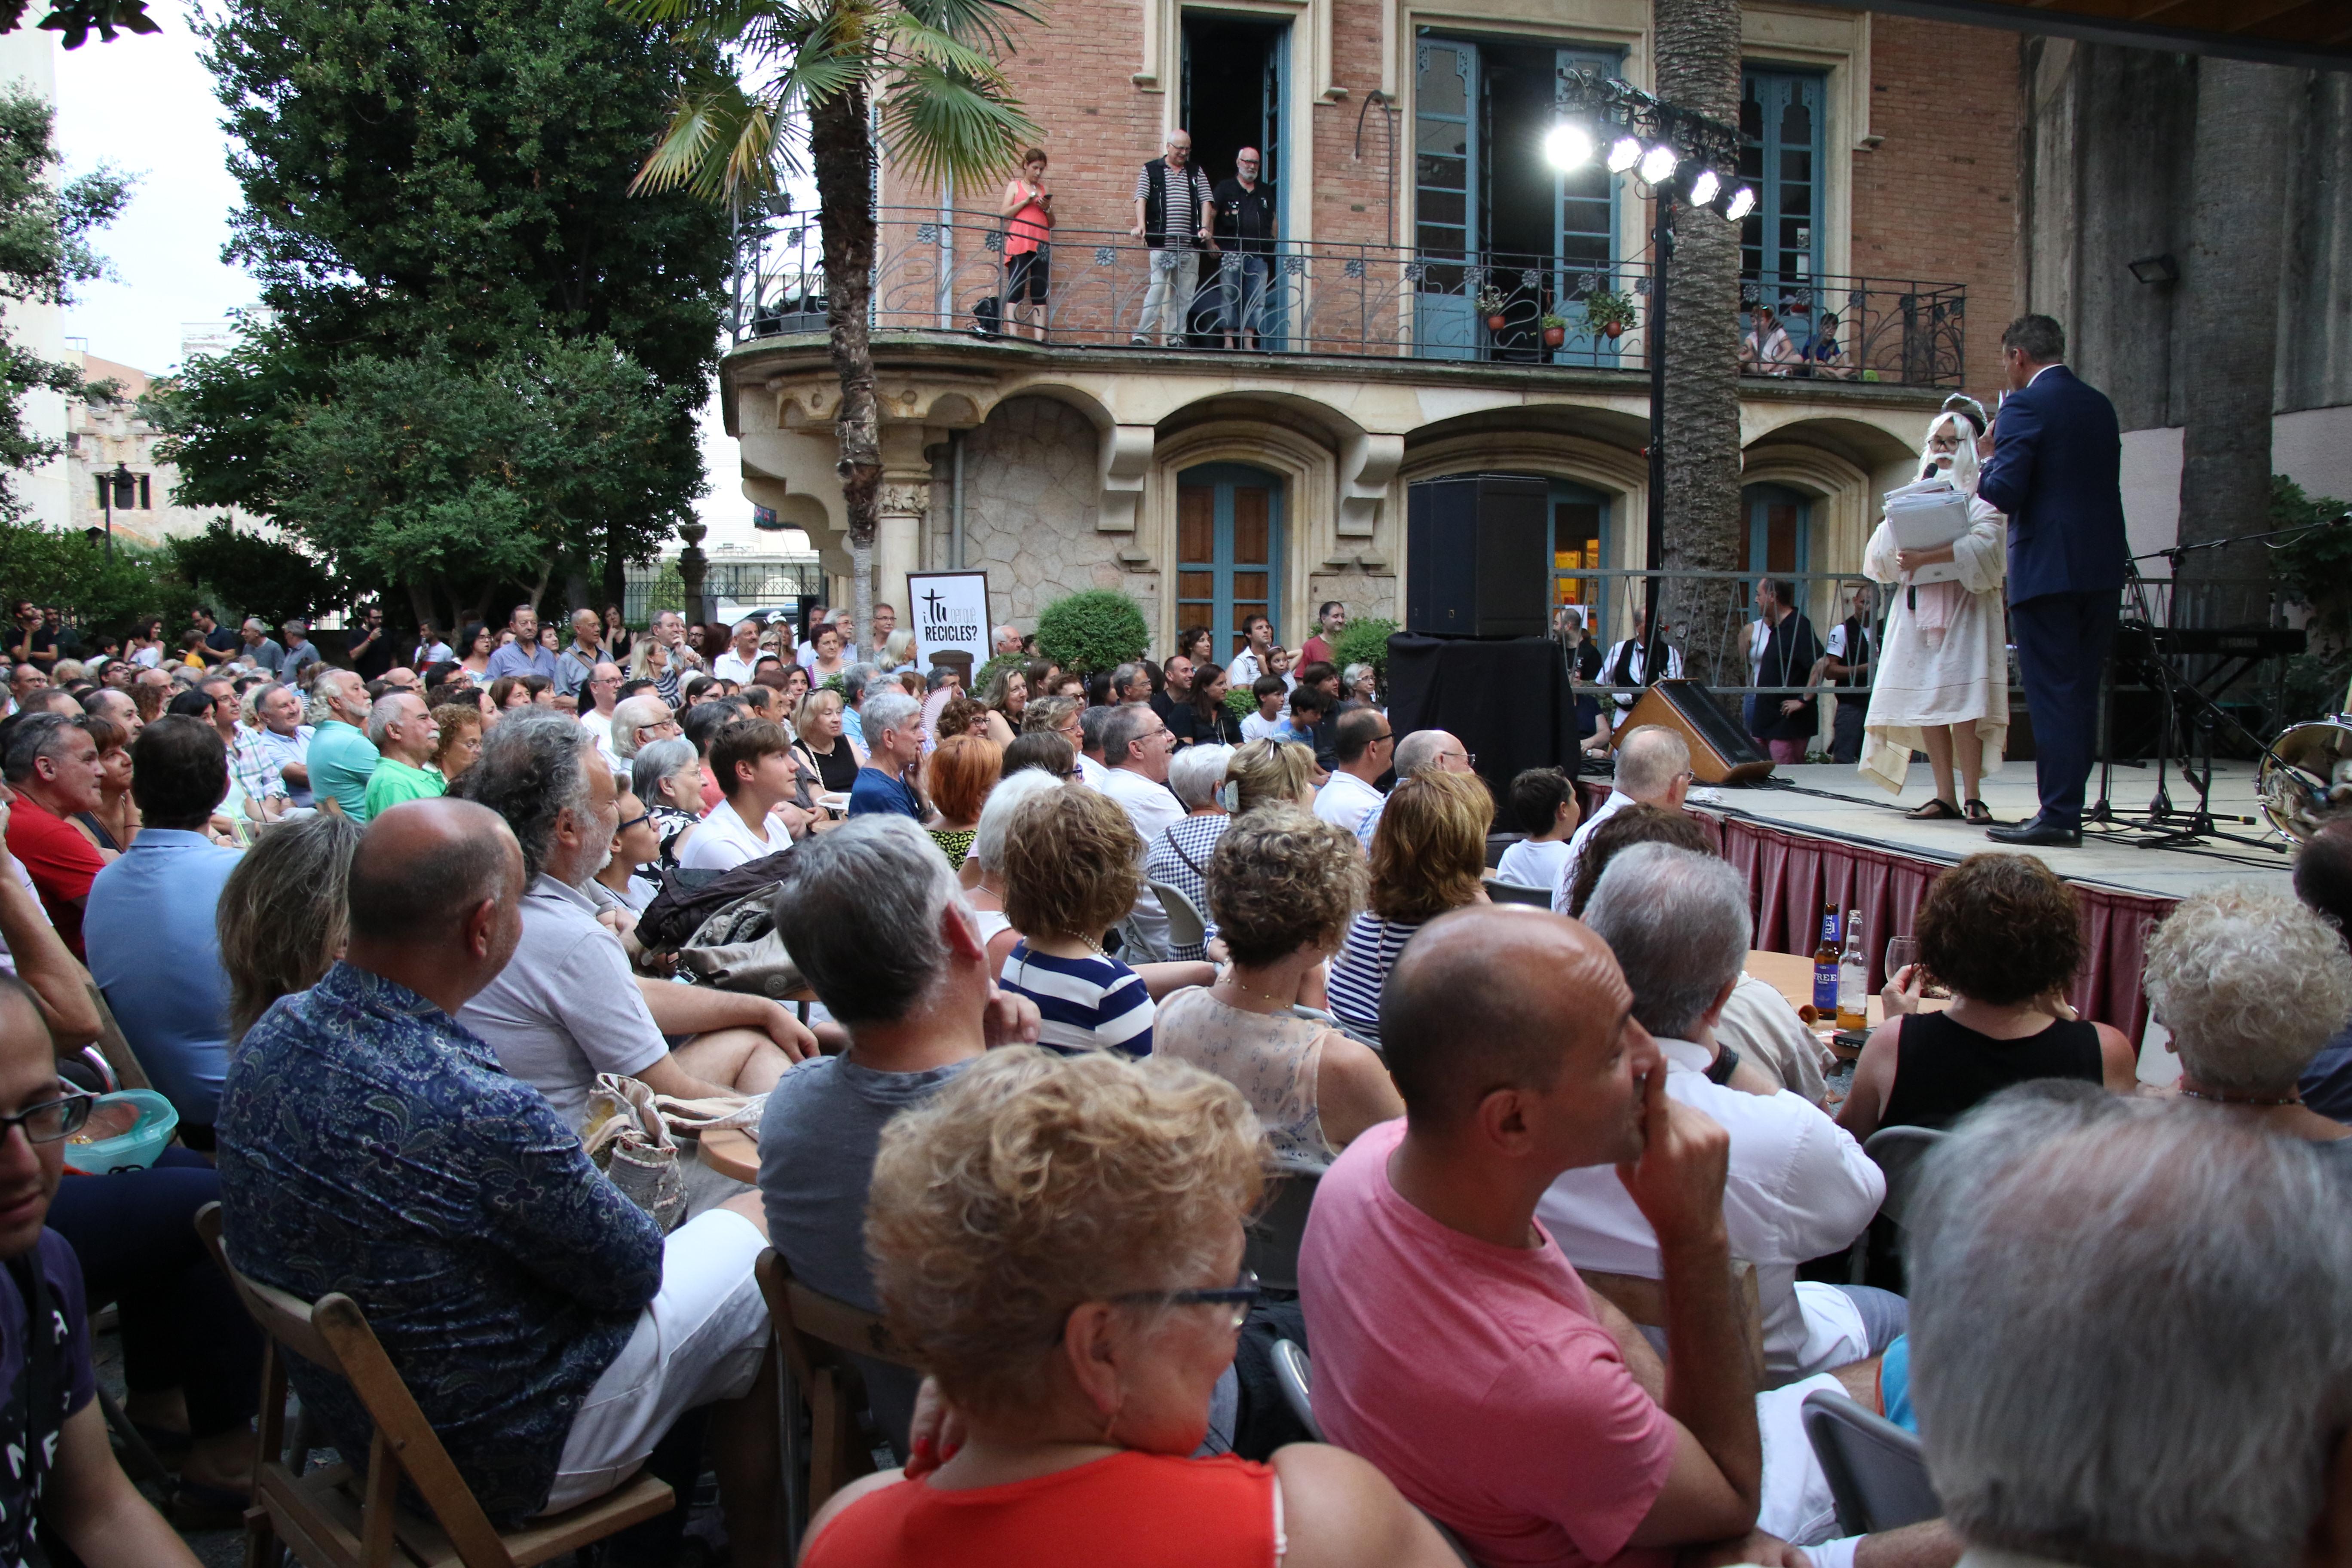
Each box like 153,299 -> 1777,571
876,482 -> 928,626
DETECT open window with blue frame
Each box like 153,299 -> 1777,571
1412,34 -> 1628,364
1176,462 -> 1286,662
1739,67 -> 1831,364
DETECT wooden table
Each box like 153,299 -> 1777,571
697,1127 -> 760,1184
1743,949 -> 1947,1032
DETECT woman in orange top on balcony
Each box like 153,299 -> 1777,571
799,1048 -> 1458,1568
998,147 -> 1054,343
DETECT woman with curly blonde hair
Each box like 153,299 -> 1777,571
1325,770 -> 1493,1048
1158,808 -> 1403,1167
803,1047 -> 1458,1568
994,786 -> 1158,1057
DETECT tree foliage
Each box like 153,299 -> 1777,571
1033,588 -> 1147,677
0,0 -> 159,48
0,519 -> 191,627
1331,616 -> 1398,683
0,87 -> 131,521
155,0 -> 732,615
263,336 -> 690,630
163,518 -> 343,630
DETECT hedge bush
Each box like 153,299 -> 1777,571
1331,616 -> 1398,682
1033,588 -> 1148,677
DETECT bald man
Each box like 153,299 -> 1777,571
216,799 -> 782,1556
1554,724 -> 1690,913
1300,905 -> 1951,1568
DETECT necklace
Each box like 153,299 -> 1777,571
2178,1083 -> 2303,1108
1217,968 -> 1295,1009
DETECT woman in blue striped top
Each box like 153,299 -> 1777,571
1326,770 -> 1495,1048
995,784 -> 1162,1057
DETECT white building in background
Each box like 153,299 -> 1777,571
1,28 -> 70,533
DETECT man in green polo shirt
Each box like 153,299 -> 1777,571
360,691 -> 444,820
307,668 -> 380,816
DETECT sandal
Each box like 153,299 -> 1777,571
1905,798 -> 1962,821
1964,799 -> 1997,825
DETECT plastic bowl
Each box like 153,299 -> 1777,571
61,1089 -> 178,1176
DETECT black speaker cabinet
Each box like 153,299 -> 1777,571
1405,475 -> 1550,638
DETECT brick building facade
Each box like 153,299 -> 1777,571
728,3 -> 2029,663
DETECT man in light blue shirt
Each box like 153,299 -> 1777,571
84,715 -> 243,1138
485,603 -> 558,681
307,668 -> 381,814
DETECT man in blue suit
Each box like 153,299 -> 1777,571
1975,314 -> 2127,848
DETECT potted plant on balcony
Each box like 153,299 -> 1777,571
1581,289 -> 1636,341
1540,313 -> 1569,348
1477,285 -> 1509,333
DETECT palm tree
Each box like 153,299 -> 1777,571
614,0 -> 1041,633
1651,0 -> 1744,689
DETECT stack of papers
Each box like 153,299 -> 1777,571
1881,480 -> 1972,584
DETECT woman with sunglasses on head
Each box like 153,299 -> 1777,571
801,1047 -> 1461,1568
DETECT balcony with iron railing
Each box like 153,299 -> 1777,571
729,206 -> 1968,389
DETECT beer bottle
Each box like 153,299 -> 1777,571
1812,903 -> 1841,1015
1835,908 -> 1869,1032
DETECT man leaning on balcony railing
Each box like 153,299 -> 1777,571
1131,130 -> 1215,348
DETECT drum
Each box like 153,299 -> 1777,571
2258,720 -> 2352,842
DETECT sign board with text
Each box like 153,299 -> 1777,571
908,570 -> 991,672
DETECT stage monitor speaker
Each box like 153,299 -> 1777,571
1617,679 -> 1774,785
1405,475 -> 1549,638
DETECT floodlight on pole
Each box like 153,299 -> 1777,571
1543,122 -> 1595,172
1638,143 -> 1679,185
1724,185 -> 1757,222
1688,168 -> 1720,208
1606,135 -> 1642,174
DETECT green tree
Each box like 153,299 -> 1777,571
0,0 -> 159,48
157,0 -> 732,610
0,520 -> 190,628
1033,588 -> 1147,677
263,337 -> 690,633
0,87 -> 130,523
163,518 -> 342,630
616,0 -> 1041,636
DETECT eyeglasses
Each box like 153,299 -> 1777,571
615,811 -> 652,832
0,1092 -> 93,1145
1063,766 -> 1084,778
1113,1269 -> 1262,1330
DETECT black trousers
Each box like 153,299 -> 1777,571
2009,588 -> 2119,830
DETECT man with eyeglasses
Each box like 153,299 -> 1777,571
0,974 -> 206,1565
1314,707 -> 1393,837
1350,726 -> 1475,850
1096,704 -> 1184,957
575,661 -> 627,767
1553,725 -> 1693,915
361,692 -> 445,819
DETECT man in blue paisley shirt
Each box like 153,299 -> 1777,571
215,798 -> 782,1556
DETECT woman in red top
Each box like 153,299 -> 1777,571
998,148 -> 1054,342
802,1048 -> 1455,1568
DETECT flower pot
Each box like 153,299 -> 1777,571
1486,314 -> 1508,332
1542,326 -> 1566,347
1604,322 -> 1623,340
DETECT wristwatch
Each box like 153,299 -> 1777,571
1705,1046 -> 1741,1086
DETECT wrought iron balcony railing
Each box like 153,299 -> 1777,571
730,207 -> 1966,389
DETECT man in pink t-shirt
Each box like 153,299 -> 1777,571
1302,905 -> 1858,1568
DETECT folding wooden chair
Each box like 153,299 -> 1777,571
753,1249 -> 922,1546
194,1204 -> 671,1568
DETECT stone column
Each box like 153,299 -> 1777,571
876,480 -> 929,626
676,521 -> 710,626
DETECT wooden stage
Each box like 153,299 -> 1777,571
1586,760 -> 2297,1040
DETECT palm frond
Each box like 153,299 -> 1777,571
894,0 -> 1042,55
872,12 -> 1001,80
876,61 -> 1038,189
631,78 -> 787,199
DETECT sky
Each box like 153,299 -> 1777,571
47,0 -> 766,547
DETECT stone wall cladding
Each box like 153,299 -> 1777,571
1849,12 -> 2022,410
954,395 -> 1142,624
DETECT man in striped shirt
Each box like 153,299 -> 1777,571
1130,130 -> 1215,347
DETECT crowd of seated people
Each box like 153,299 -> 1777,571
11,603 -> 2352,1568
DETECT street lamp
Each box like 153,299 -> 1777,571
1546,68 -> 1748,690
100,462 -> 134,562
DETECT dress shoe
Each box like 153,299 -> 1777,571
1985,817 -> 2082,848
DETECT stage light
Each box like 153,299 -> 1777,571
1607,135 -> 1642,174
1638,143 -> 1678,185
1688,168 -> 1720,207
1544,123 -> 1595,172
1724,184 -> 1757,222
